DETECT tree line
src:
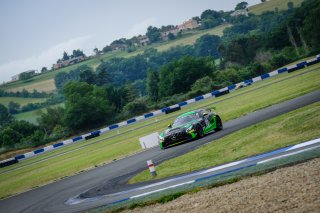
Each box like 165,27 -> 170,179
0,89 -> 52,98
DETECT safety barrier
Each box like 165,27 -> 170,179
2,54 -> 319,165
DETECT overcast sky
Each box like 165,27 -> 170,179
0,0 -> 261,82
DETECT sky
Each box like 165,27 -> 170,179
0,0 -> 261,83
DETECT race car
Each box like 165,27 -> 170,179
159,108 -> 223,149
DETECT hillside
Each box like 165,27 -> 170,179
0,24 -> 228,93
248,0 -> 304,15
0,1 -> 306,93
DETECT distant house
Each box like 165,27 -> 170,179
161,28 -> 180,40
136,35 -> 150,46
177,19 -> 199,31
11,74 -> 20,82
231,9 -> 249,17
52,55 -> 87,70
11,70 -> 37,82
110,43 -> 127,51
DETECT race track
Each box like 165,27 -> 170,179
0,90 -> 319,213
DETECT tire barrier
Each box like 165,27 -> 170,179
2,54 -> 319,167
0,158 -> 18,168
164,106 -> 181,114
213,89 -> 230,97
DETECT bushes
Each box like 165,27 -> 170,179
63,82 -> 115,130
0,127 -> 23,148
269,54 -> 291,69
191,76 -> 214,94
121,99 -> 149,119
0,120 -> 41,149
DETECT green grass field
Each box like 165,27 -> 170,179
154,24 -> 229,52
0,97 -> 46,107
0,60 -> 319,198
129,102 -> 320,183
13,103 -> 65,124
0,25 -> 229,93
249,0 -> 304,15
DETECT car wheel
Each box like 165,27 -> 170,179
196,125 -> 204,138
215,116 -> 223,131
160,142 -> 167,150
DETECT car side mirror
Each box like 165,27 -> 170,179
168,124 -> 172,128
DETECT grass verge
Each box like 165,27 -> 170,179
0,63 -> 319,199
129,101 -> 320,183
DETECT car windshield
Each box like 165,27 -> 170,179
172,114 -> 199,127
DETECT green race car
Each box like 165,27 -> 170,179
159,108 -> 223,149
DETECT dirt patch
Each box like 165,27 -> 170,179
124,158 -> 320,213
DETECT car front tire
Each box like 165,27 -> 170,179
215,116 -> 223,131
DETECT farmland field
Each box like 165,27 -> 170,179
248,0 -> 304,15
0,97 -> 46,107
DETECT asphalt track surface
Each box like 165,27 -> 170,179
0,90 -> 319,213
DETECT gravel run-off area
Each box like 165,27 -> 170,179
124,158 -> 320,213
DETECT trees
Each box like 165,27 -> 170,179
71,49 -> 85,58
235,1 -> 248,10
41,67 -> 48,73
146,26 -> 161,43
21,89 -> 29,98
200,9 -> 224,29
63,82 -> 115,130
0,127 -> 22,148
220,36 -> 261,65
97,55 -> 148,86
158,56 -> 216,97
297,0 -> 320,50
288,1 -> 294,10
62,51 -> 70,61
194,34 -> 221,58
37,106 -> 66,134
54,72 -> 70,91
54,68 -> 82,91
0,104 -> 12,128
19,72 -> 33,81
191,76 -> 214,93
122,99 -> 148,118
168,33 -> 175,40
0,120 -> 39,148
8,101 -> 20,114
147,70 -> 159,102
96,67 -> 110,86
79,66 -> 96,84
102,45 -> 112,53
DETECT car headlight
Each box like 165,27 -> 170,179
159,135 -> 164,142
